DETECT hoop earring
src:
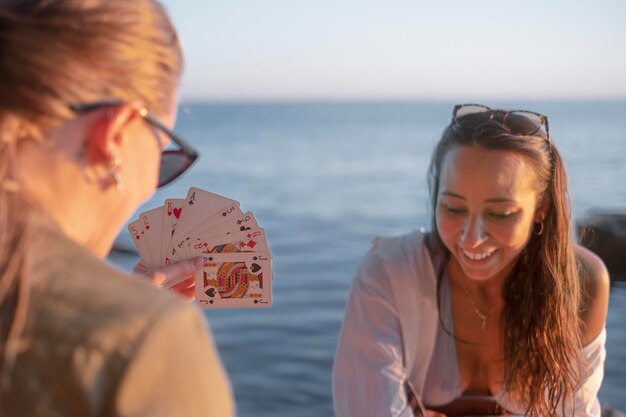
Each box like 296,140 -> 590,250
109,155 -> 123,192
534,220 -> 544,236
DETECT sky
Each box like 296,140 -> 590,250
160,0 -> 626,102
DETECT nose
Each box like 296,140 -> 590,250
460,215 -> 488,248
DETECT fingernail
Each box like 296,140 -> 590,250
153,272 -> 167,286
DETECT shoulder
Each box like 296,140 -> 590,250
28,221 -> 197,358
575,245 -> 610,345
114,297 -> 235,417
353,229 -> 436,299
358,230 -> 429,277
36,262 -> 190,349
365,229 -> 429,262
18,221 -> 208,412
576,245 -> 610,300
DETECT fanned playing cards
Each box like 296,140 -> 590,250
128,187 -> 273,308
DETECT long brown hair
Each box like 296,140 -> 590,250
427,113 -> 582,417
0,0 -> 182,383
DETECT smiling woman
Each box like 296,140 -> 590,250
333,104 -> 610,417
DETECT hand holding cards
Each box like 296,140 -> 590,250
128,187 -> 273,308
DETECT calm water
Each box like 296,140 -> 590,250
110,101 -> 626,416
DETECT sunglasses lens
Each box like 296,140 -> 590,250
455,104 -> 491,119
505,111 -> 546,136
453,104 -> 494,129
158,151 -> 194,187
454,105 -> 548,139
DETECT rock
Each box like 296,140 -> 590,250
577,211 -> 626,282
602,404 -> 626,417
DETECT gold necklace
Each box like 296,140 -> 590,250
457,274 -> 495,330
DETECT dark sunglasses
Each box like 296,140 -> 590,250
70,100 -> 199,188
452,103 -> 550,141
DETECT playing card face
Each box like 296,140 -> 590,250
190,211 -> 259,240
128,219 -> 151,264
168,202 -> 243,262
161,198 -> 185,266
171,188 -> 239,246
195,253 -> 272,308
179,212 -> 259,258
186,228 -> 271,258
138,206 -> 163,268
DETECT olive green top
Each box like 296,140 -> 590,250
2,216 -> 235,417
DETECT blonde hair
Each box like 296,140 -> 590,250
0,0 -> 183,382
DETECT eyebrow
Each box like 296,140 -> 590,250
439,191 -> 519,204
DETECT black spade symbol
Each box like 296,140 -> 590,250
254,300 -> 259,304
209,300 -> 214,304
205,288 -> 216,297
222,212 -> 227,216
250,263 -> 261,273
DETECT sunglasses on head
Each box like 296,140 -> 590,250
452,103 -> 550,141
71,100 -> 199,188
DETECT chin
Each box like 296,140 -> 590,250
460,264 -> 501,282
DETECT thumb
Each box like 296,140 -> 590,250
163,256 -> 203,275
149,271 -> 168,287
154,257 -> 203,287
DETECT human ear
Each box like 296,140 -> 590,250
83,102 -> 144,165
534,191 -> 550,223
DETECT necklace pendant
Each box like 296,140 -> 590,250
475,309 -> 487,330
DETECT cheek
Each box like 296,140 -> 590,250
124,141 -> 161,195
489,218 -> 533,248
140,133 -> 162,180
435,207 -> 462,242
146,150 -> 161,189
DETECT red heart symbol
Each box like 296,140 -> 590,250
173,208 -> 182,219
145,225 -> 150,230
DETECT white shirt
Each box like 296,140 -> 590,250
332,230 -> 605,417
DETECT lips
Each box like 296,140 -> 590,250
461,248 -> 497,261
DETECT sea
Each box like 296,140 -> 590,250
109,101 -> 626,417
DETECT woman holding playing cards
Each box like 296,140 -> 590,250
333,104 -> 609,417
0,0 -> 234,415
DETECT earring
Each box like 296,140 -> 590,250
109,155 -> 123,192
534,220 -> 544,236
